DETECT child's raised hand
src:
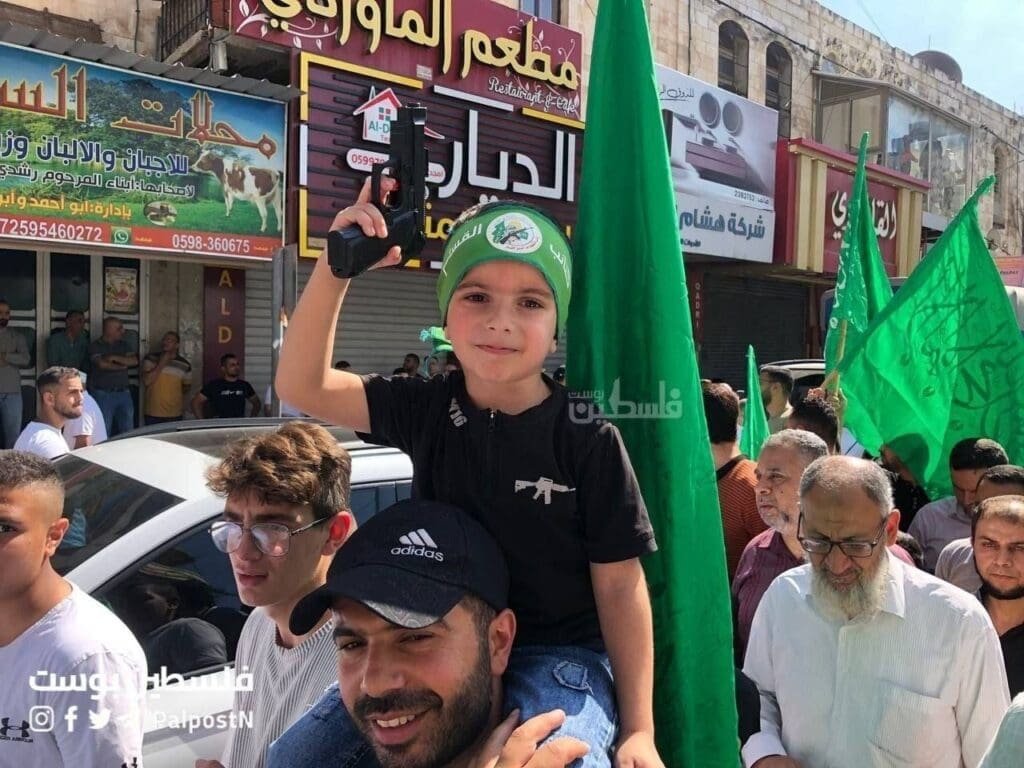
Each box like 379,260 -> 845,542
326,176 -> 402,271
614,731 -> 665,768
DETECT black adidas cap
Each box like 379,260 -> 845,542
290,499 -> 510,635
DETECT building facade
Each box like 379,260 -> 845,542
1,0 -> 1021,402
641,0 -> 1024,382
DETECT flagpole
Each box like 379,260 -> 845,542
822,320 -> 849,436
822,319 -> 848,393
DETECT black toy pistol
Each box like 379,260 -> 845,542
327,105 -> 428,278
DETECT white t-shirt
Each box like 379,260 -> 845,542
0,583 -> 147,768
220,608 -> 336,768
63,392 -> 107,450
13,422 -> 68,460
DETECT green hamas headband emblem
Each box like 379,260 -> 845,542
486,212 -> 543,254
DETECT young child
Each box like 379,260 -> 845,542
277,179 -> 663,767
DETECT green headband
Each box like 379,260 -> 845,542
437,204 -> 573,334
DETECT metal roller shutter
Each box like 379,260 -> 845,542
699,274 -> 808,390
244,262 -> 274,397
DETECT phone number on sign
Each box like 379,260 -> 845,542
172,233 -> 252,255
0,218 -> 104,242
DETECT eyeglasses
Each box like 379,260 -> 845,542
209,517 -> 328,557
797,513 -> 888,559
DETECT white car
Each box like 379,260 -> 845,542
52,419 -> 412,768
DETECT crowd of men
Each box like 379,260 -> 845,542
0,303 -> 270,455
3,423 -> 595,768
6,183 -> 1024,768
8,388 -> 1024,768
705,365 -> 1024,766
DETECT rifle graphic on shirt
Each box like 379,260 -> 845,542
514,477 -> 573,505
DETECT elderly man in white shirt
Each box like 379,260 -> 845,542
743,455 -> 1009,768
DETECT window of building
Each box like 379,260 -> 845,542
816,76 -> 970,219
765,43 -> 792,138
994,147 -> 1009,228
520,0 -> 560,22
718,21 -> 749,97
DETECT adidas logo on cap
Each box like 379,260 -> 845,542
391,528 -> 445,562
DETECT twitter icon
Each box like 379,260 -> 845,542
88,708 -> 111,730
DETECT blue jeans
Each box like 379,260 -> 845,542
266,645 -> 617,768
92,389 -> 134,436
0,391 -> 22,449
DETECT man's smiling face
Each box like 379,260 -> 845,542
335,598 -> 504,768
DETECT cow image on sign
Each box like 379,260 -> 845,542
194,149 -> 284,233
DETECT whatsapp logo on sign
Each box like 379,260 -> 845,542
112,228 -> 131,245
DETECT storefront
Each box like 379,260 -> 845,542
770,137 -> 929,355
227,0 -> 582,379
0,31 -> 292,430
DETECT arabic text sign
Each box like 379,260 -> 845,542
232,0 -> 582,119
823,166 -> 898,274
0,43 -> 286,259
658,65 -> 778,211
676,193 -> 774,263
303,59 -> 581,261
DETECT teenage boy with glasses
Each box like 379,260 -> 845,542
194,422 -> 356,768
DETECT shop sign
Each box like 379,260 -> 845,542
0,43 -> 286,259
230,0 -> 582,120
677,192 -> 774,263
823,166 -> 898,273
301,57 -> 581,262
658,65 -> 778,211
203,267 -> 246,378
996,257 -> 1024,288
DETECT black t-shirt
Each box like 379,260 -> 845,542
202,378 -> 255,418
360,371 -> 657,649
1000,620 -> 1024,697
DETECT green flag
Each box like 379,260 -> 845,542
567,1 -> 737,764
824,132 -> 894,375
838,176 -> 1024,499
741,345 -> 770,459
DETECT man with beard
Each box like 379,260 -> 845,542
758,366 -> 793,434
733,431 -> 913,659
936,465 -> 1024,594
733,430 -> 829,656
14,367 -> 84,460
742,456 -> 1009,768
268,500 -> 590,768
0,299 -> 29,448
973,496 -> 1024,696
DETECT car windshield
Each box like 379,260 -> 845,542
51,455 -> 184,576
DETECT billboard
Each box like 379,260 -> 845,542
658,65 -> 778,262
300,57 -> 581,263
0,43 -> 286,259
231,0 -> 582,120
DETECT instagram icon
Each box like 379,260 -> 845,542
28,706 -> 54,733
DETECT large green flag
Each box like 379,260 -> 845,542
741,345 -> 770,459
567,1 -> 737,765
838,176 -> 1024,499
824,132 -> 894,375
